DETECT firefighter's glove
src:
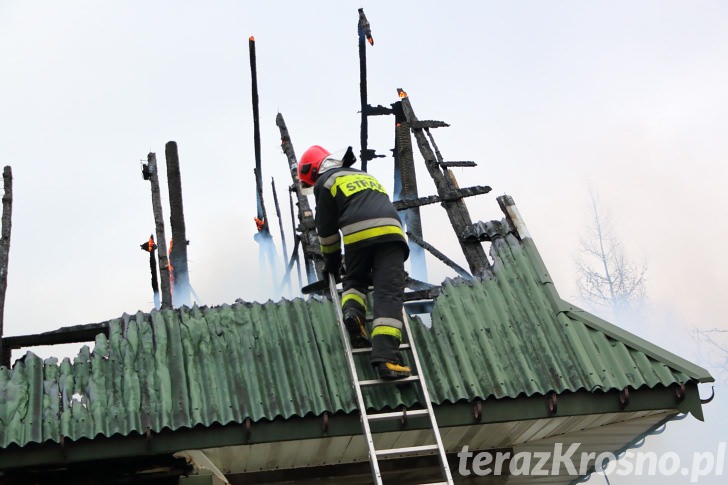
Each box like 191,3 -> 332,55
323,253 -> 342,284
323,267 -> 342,284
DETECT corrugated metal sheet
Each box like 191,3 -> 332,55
0,220 -> 707,450
0,298 -> 419,449
411,227 -> 696,403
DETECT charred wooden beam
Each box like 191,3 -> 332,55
276,236 -> 301,295
393,101 -> 427,281
271,178 -> 288,265
140,235 -> 161,309
358,8 -> 373,171
439,161 -> 477,168
145,153 -> 173,309
0,454 -> 192,482
249,36 -> 271,236
392,185 -> 492,211
408,120 -> 449,129
276,113 -> 323,283
365,104 -> 394,116
0,166 -> 12,365
397,89 -> 491,277
356,10 -> 391,169
3,322 -> 109,350
406,231 -> 472,280
288,189 -> 303,288
362,148 -> 386,163
405,276 -> 436,291
403,288 -> 440,302
425,124 -> 447,170
271,177 -> 291,294
0,169 -> 11,330
165,141 -> 192,307
497,194 -> 535,242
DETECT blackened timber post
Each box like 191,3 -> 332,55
149,241 -> 160,309
358,8 -> 373,172
140,235 -> 161,309
0,166 -> 12,366
289,190 -> 303,289
271,178 -> 288,263
275,112 -> 324,283
165,141 -> 192,307
276,236 -> 302,296
406,231 -> 472,280
271,177 -> 291,294
249,36 -> 271,236
397,89 -> 490,277
392,102 -> 427,281
145,153 -> 173,309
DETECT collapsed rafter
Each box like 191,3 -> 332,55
392,185 -> 492,211
397,89 -> 492,278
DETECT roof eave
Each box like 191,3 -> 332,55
0,382 -> 703,472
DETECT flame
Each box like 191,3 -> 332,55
399,90 -> 408,98
141,234 -> 156,252
168,239 -> 175,290
367,36 -> 373,46
250,36 -> 255,41
255,217 -> 265,231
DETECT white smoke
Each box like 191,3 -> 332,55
580,300 -> 726,484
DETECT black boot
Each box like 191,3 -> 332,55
343,308 -> 370,348
370,333 -> 411,379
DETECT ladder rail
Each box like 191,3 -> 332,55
328,274 -> 384,485
328,273 -> 454,485
400,308 -> 454,484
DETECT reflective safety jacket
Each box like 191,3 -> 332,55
313,167 -> 409,266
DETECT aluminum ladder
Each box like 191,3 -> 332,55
327,274 -> 454,485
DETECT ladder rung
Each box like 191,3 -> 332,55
366,408 -> 430,422
375,444 -> 439,458
352,343 -> 411,354
359,375 -> 420,387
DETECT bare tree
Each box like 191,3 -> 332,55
694,328 -> 728,382
575,187 -> 647,323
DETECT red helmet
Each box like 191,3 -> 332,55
298,145 -> 330,187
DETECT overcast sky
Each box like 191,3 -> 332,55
1,1 -> 726,482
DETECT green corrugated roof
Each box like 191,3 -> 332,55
411,225 -> 711,402
0,218 -> 711,451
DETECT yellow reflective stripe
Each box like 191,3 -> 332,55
343,225 -> 404,245
371,326 -> 402,341
342,293 -> 366,309
330,174 -> 387,197
320,241 -> 341,254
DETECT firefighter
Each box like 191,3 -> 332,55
299,145 -> 411,380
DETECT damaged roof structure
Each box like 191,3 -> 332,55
0,196 -> 714,484
0,8 -> 715,485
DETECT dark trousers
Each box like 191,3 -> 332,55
343,242 -> 406,364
